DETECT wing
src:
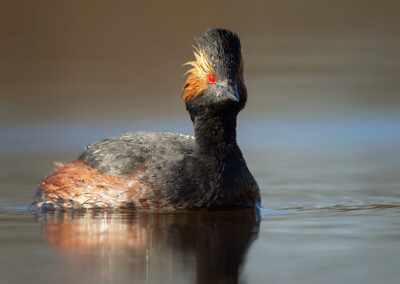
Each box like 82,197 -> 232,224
79,132 -> 195,177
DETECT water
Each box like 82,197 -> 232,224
1,115 -> 400,284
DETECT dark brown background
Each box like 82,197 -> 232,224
1,0 -> 399,124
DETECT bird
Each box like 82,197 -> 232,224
34,28 -> 261,210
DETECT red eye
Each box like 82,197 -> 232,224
208,75 -> 216,83
237,75 -> 241,83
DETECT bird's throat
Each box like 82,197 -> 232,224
193,114 -> 238,157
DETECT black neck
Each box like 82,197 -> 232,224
193,114 -> 238,157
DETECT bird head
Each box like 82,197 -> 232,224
182,28 -> 247,118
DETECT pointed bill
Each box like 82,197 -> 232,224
221,84 -> 240,102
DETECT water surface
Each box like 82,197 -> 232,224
1,116 -> 399,284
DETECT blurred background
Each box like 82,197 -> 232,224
1,0 -> 400,206
1,0 -> 399,124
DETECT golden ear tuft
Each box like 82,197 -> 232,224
181,47 -> 215,102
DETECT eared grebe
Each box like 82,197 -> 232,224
34,28 -> 261,210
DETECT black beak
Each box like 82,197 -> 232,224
218,83 -> 240,102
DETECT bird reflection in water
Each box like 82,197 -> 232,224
35,208 -> 260,283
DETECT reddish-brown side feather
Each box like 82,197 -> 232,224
34,160 -> 161,209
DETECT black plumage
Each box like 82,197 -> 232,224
35,28 -> 261,210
